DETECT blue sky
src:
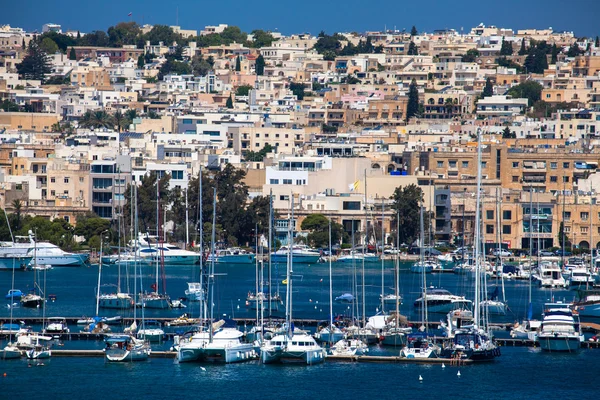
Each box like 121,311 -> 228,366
3,0 -> 599,37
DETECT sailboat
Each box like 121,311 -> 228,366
140,177 -> 171,309
21,236 -> 46,308
105,184 -> 151,362
185,168 -> 205,303
26,260 -> 51,360
440,128 -> 500,362
381,207 -> 410,347
401,200 -> 440,359
2,258 -> 22,359
261,195 -> 325,365
177,188 -> 254,364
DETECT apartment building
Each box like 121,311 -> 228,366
89,156 -> 131,219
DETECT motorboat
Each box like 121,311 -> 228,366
271,245 -> 321,264
2,342 -> 21,359
185,282 -> 205,302
410,260 -> 440,274
537,302 -> 584,352
314,325 -> 345,343
134,235 -> 201,265
335,293 -> 354,303
17,332 -> 52,359
246,291 -> 283,310
344,325 -> 379,344
0,323 -> 23,336
329,339 -> 369,356
137,320 -> 165,342
139,292 -> 171,309
510,320 -> 541,341
104,334 -> 151,362
337,251 -> 379,263
5,289 -> 23,300
43,317 -> 70,335
535,261 -> 567,288
176,320 -> 255,363
566,268 -> 594,287
380,293 -> 403,307
414,287 -> 473,314
207,248 -> 255,264
0,232 -> 88,267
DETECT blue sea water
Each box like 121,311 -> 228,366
0,261 -> 598,399
0,347 -> 596,399
0,260 -> 583,324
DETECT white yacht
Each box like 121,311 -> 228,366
329,338 -> 369,356
207,248 -> 255,264
566,268 -> 594,287
537,303 -> 584,352
261,328 -> 326,364
414,287 -> 473,314
337,251 -> 379,263
105,334 -> 150,362
535,261 -> 567,288
134,235 -> 201,265
271,245 -> 321,264
0,232 -> 89,267
176,322 -> 255,363
185,282 -> 205,302
98,292 -> 134,309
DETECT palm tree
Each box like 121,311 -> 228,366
79,110 -> 115,130
125,109 -> 138,121
11,199 -> 23,231
113,111 -> 129,133
444,97 -> 454,115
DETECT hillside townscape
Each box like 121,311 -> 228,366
0,21 -> 599,253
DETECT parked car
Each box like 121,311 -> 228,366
554,249 -> 573,257
539,249 -> 555,257
491,249 -> 512,257
408,247 -> 442,256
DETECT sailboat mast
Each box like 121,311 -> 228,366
289,195 -> 294,327
155,176 -> 160,294
362,169 -> 367,327
198,167 -> 204,320
473,128 -> 483,329
381,197 -> 385,314
328,217 -> 333,344
96,235 -> 103,316
497,188 -> 506,303
268,188 -> 273,317
420,200 -> 427,330
185,187 -> 189,248
209,188 -> 217,342
395,208 -> 400,325
255,223 -> 259,326
133,184 -> 138,321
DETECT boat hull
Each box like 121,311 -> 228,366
574,303 -> 600,318
381,333 -> 407,347
141,255 -> 201,265
261,347 -> 325,365
26,349 -> 51,359
2,347 -> 21,359
33,254 -> 89,267
105,347 -> 150,362
215,254 -> 255,264
0,257 -> 32,270
98,295 -> 134,309
271,254 -> 321,264
141,297 -> 171,309
538,336 -> 581,352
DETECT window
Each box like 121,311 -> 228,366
512,176 -> 519,182
343,201 -> 361,210
449,160 -> 457,168
502,210 -> 512,220
550,176 -> 557,182
550,162 -> 557,169
462,161 -> 469,168
295,179 -> 303,185
64,216 -> 70,223
269,179 -> 279,184
564,211 -> 571,220
512,162 -> 519,168
563,176 -> 569,182
581,226 -> 589,234
50,190 -> 55,196
486,225 -> 494,234
279,195 -> 289,201
437,161 -> 444,168
282,179 -> 292,185
481,161 -> 487,168
50,177 -> 56,183
503,225 -> 511,234
486,210 -> 494,219
79,177 -> 84,183
581,212 -> 589,221
563,162 -> 570,168
64,177 -> 70,183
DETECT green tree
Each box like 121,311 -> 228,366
301,214 -> 348,248
502,126 -> 516,139
158,59 -> 191,79
244,143 -> 273,161
16,41 -> 52,82
558,221 -> 571,248
214,163 -> 250,245
251,30 -> 276,48
137,54 -> 145,68
38,32 -> 76,52
123,172 -> 171,237
0,100 -> 20,112
235,84 -> 253,96
507,80 -> 543,106
107,22 -> 142,47
462,48 -> 479,62
226,94 -> 234,108
78,30 -> 109,47
499,37 -> 513,55
550,43 -> 559,64
392,184 -> 424,246
289,82 -> 305,100
144,25 -> 182,45
79,110 -> 116,130
595,36 -> 599,48
405,79 -> 419,122
69,47 -> 77,61
73,212 -> 111,242
11,199 -> 23,232
235,55 -> 241,71
113,110 -> 130,132
407,41 -> 418,55
518,38 -> 527,55
482,77 -> 494,97
410,26 -> 418,36
496,57 -> 524,73
524,43 -> 548,74
567,42 -> 582,57
255,54 -> 265,75
313,33 -> 343,57
220,26 -> 248,45
191,54 -> 213,76
39,37 -> 59,54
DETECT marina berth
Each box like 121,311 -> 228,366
537,303 -> 584,352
